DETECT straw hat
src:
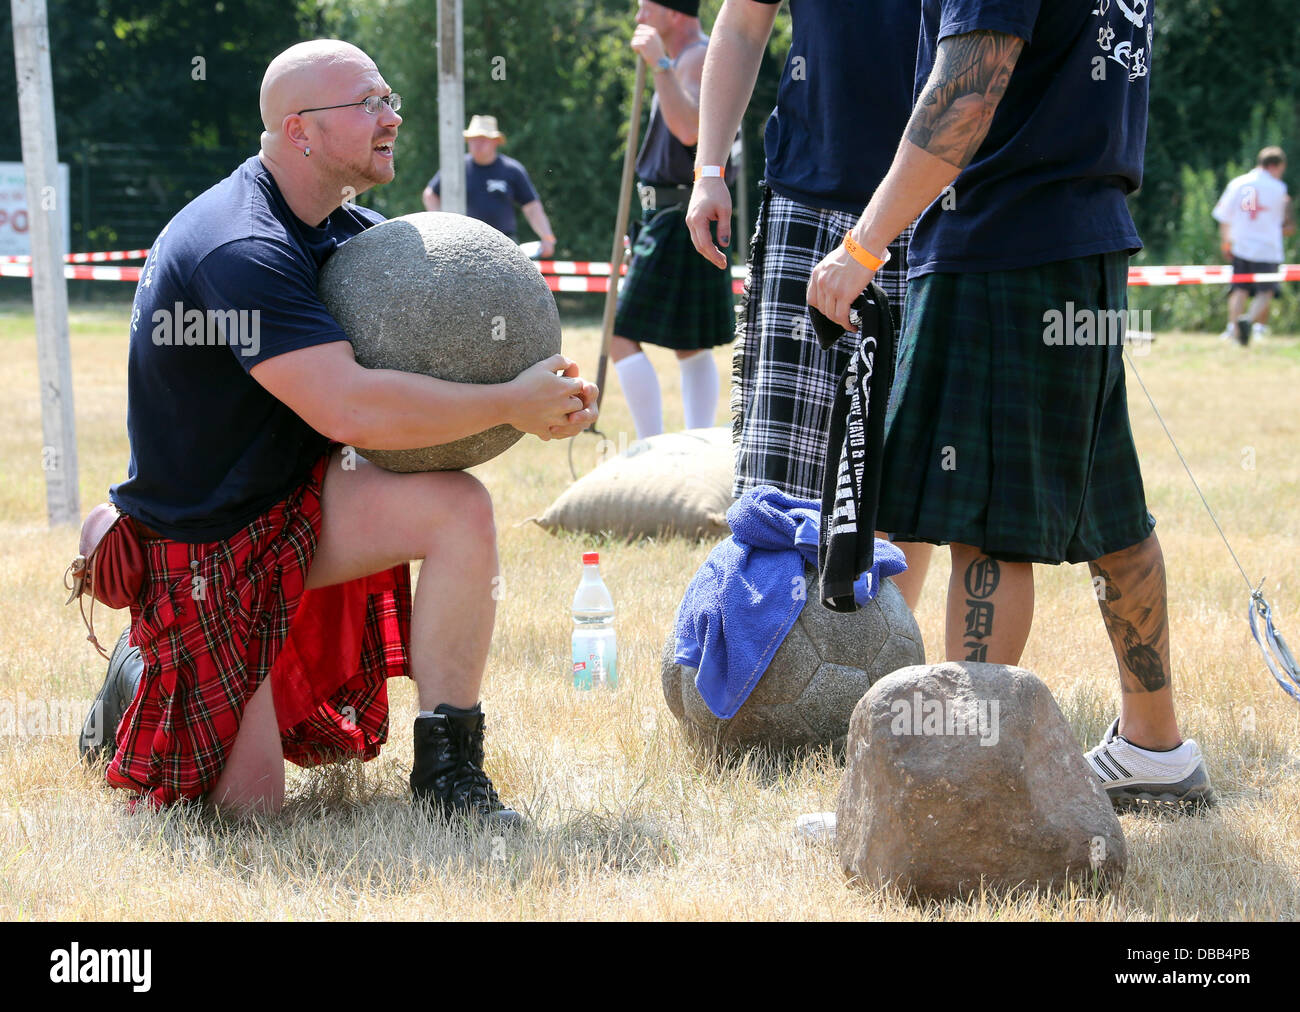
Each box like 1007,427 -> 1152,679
464,115 -> 506,142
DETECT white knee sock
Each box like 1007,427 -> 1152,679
614,351 -> 663,439
679,350 -> 719,430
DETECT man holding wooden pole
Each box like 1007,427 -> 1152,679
611,0 -> 736,440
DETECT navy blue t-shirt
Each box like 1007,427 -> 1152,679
753,0 -> 921,213
429,154 -> 539,239
110,155 -> 384,542
907,0 -> 1150,278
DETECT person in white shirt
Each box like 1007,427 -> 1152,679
1212,146 -> 1295,344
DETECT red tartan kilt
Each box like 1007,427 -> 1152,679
105,452 -> 412,807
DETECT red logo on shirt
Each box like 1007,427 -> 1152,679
1241,186 -> 1268,220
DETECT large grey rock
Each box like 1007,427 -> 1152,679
661,564 -> 924,756
837,662 -> 1126,902
318,211 -> 562,471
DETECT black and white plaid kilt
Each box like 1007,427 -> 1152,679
732,187 -> 911,501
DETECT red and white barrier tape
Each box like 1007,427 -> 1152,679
538,260 -> 1300,287
534,259 -> 616,276
542,273 -> 745,295
3,250 -> 1297,291
0,248 -> 151,265
0,262 -> 142,281
545,263 -> 1300,296
534,259 -> 749,280
1125,264 -> 1300,287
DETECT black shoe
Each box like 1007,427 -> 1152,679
410,703 -> 525,829
79,628 -> 144,765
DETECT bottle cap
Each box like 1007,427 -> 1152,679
582,551 -> 600,565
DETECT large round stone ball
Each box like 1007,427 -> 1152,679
661,565 -> 925,757
318,211 -> 563,471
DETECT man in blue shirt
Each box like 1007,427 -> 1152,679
807,1 -> 1215,810
610,0 -> 737,440
422,115 -> 557,257
98,40 -> 597,820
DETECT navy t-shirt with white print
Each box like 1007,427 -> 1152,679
906,0 -> 1152,278
110,155 -> 384,542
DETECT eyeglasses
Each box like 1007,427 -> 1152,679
296,93 -> 402,116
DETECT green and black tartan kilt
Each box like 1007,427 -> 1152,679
876,251 -> 1155,565
614,202 -> 736,351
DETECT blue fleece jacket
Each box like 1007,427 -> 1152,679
673,485 -> 907,719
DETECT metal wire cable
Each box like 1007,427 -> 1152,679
1125,346 -> 1299,700
1123,349 -> 1256,594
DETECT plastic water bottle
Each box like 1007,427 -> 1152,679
572,551 -> 617,690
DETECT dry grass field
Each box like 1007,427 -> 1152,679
1,300 -> 1298,921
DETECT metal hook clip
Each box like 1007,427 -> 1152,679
1247,582 -> 1300,703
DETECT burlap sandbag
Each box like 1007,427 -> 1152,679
530,427 -> 733,540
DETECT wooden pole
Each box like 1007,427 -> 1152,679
437,0 -> 466,215
592,59 -> 647,417
12,0 -> 79,528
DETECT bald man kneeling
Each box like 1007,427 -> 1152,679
90,40 -> 598,822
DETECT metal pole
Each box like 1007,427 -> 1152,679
12,0 -> 79,528
437,0 -> 466,215
80,141 -> 90,254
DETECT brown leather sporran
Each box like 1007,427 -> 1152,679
64,502 -> 147,657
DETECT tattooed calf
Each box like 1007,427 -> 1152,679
1090,563 -> 1167,692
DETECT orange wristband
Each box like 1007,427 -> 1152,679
694,164 -> 723,182
843,233 -> 891,271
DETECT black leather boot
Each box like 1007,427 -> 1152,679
79,627 -> 144,765
410,703 -> 524,828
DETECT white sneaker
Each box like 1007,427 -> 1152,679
794,811 -> 837,844
1084,719 -> 1217,811
1219,326 -> 1234,342
1252,322 -> 1268,340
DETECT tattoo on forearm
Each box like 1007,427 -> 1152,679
962,556 -> 1000,661
1090,563 -> 1169,693
906,31 -> 1024,169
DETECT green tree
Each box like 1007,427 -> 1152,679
4,0 -> 1296,331
1,0 -> 319,251
1130,1 -> 1300,331
317,0 -> 789,260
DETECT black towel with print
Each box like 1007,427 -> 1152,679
808,283 -> 896,612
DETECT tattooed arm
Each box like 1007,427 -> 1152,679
807,30 -> 1024,327
907,31 -> 1023,168
857,28 -> 1023,248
